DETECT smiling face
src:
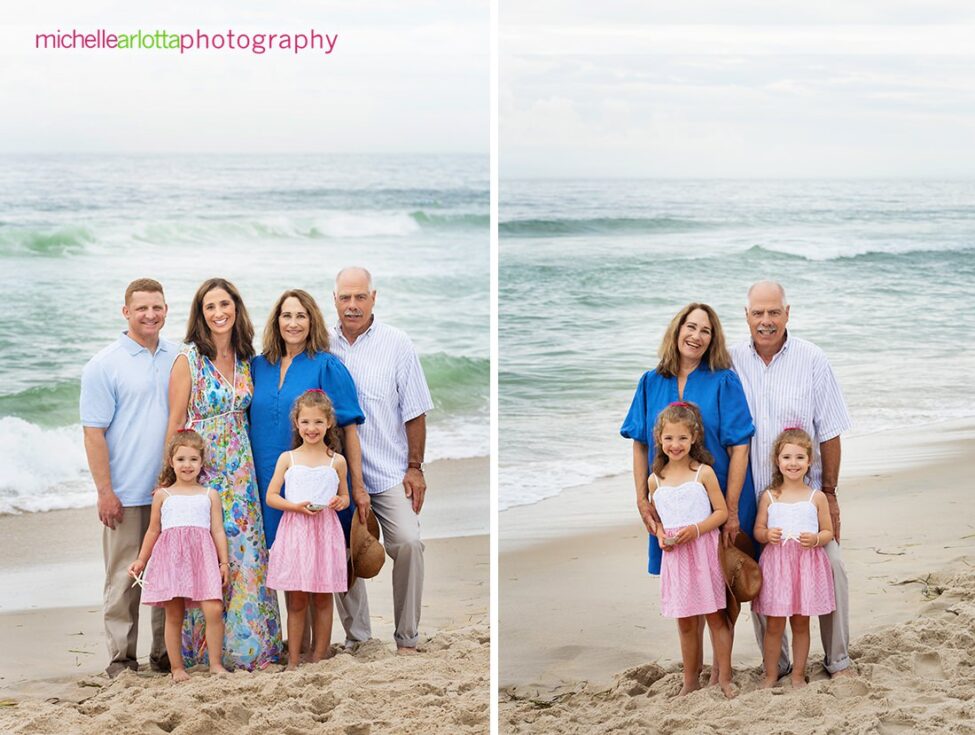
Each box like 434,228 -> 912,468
677,308 -> 713,364
122,290 -> 168,347
334,269 -> 376,338
278,296 -> 310,351
202,288 -> 237,337
776,442 -> 811,483
746,283 -> 789,354
296,405 -> 331,446
171,444 -> 203,484
660,421 -> 695,462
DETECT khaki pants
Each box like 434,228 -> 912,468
103,505 -> 166,669
751,539 -> 851,675
335,485 -> 425,648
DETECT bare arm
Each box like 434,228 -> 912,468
721,443 -> 749,547
753,491 -> 781,545
83,426 -> 124,529
632,441 -> 659,533
165,355 -> 191,445
342,424 -> 369,511
801,492 -> 835,549
328,454 -> 351,511
208,489 -> 230,585
403,414 -> 427,514
819,435 -> 842,542
127,493 -> 164,576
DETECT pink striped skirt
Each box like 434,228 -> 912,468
141,526 -> 222,607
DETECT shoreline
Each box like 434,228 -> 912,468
500,419 -> 975,689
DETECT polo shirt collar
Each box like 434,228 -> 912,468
120,331 -> 169,356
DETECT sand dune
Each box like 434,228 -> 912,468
500,561 -> 975,734
0,623 -> 488,735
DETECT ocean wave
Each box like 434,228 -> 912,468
0,381 -> 81,427
500,216 -> 714,237
0,210 -> 488,257
743,242 -> 975,263
0,226 -> 94,256
0,417 -> 91,514
422,353 -> 490,414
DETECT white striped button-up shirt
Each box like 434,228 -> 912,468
730,334 -> 852,499
330,319 -> 434,495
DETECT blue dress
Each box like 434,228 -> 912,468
620,365 -> 757,575
249,351 -> 365,549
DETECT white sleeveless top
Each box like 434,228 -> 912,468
651,465 -> 712,528
766,487 -> 821,541
159,488 -> 212,531
284,452 -> 339,505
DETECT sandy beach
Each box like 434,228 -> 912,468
500,421 -> 975,733
0,456 -> 488,733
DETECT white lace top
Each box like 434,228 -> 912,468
651,465 -> 713,528
284,452 -> 339,505
766,488 -> 821,541
159,488 -> 212,531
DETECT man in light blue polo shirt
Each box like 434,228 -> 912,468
80,278 -> 178,677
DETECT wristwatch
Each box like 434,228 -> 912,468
820,485 -> 837,495
408,461 -> 424,472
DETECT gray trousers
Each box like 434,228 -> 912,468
751,539 -> 851,675
335,484 -> 425,648
103,505 -> 166,669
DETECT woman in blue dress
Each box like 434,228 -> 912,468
621,303 -> 756,680
250,288 -> 366,553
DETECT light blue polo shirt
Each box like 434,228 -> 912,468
80,332 -> 178,506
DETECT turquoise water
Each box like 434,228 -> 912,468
0,154 -> 488,513
500,179 -> 975,509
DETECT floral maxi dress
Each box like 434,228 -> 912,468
179,344 -> 283,669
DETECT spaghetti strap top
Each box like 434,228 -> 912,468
159,488 -> 212,531
651,464 -> 711,529
766,487 -> 821,541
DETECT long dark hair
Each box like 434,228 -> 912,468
651,401 -> 714,478
185,278 -> 255,361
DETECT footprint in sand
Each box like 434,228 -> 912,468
877,716 -> 918,735
912,651 -> 946,680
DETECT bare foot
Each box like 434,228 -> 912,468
708,668 -> 720,686
284,663 -> 298,672
791,677 -> 807,690
209,664 -> 229,675
396,647 -> 419,655
760,678 -> 778,689
310,649 -> 336,664
831,668 -> 854,679
719,681 -> 736,699
171,669 -> 190,683
677,680 -> 700,697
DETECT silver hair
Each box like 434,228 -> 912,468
334,266 -> 375,293
746,280 -> 788,307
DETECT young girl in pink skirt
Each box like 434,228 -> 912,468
128,430 -> 230,682
265,389 -> 350,670
646,401 -> 734,698
753,428 -> 835,689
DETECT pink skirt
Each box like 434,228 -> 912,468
142,526 -> 222,607
753,541 -> 835,617
267,509 -> 348,594
659,526 -> 726,618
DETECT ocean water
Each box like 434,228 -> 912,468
0,154 -> 488,514
500,179 -> 975,510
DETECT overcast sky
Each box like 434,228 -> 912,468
1,1 -> 487,154
502,2 -> 975,178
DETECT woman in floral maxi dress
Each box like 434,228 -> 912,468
166,278 -> 283,670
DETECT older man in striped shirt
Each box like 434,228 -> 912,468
730,280 -> 854,679
330,266 -> 434,653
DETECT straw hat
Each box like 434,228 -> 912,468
348,507 -> 385,585
719,533 -> 762,624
